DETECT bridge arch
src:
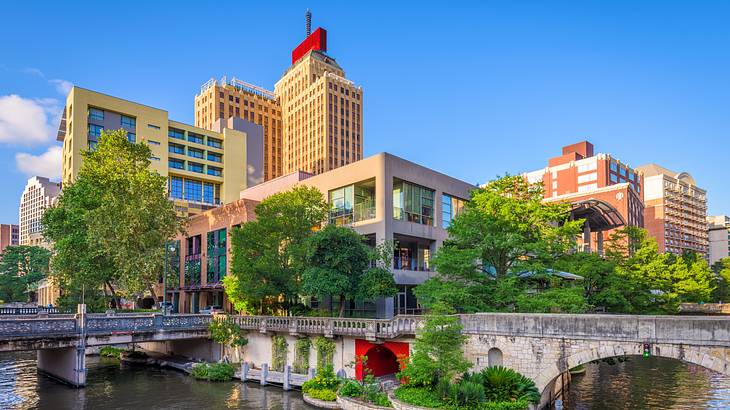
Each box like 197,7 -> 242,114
534,342 -> 730,397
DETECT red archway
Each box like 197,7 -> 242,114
355,339 -> 410,380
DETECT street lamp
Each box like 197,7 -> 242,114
163,243 -> 176,316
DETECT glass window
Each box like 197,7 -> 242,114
328,180 -> 375,225
628,171 -> 635,181
89,108 -> 104,122
188,148 -> 204,159
169,176 -> 183,199
207,228 -> 227,283
393,179 -> 435,226
188,132 -> 204,144
127,132 -> 136,143
610,161 -> 618,172
169,158 -> 184,169
187,162 -> 204,173
577,173 -> 597,184
169,128 -> 185,140
610,174 -> 618,183
121,115 -> 136,128
207,166 -> 222,177
442,194 -> 466,229
207,152 -> 222,163
619,167 -> 627,177
184,179 -> 203,202
184,235 -> 201,286
169,143 -> 185,155
88,124 -> 103,137
87,139 -> 98,151
207,138 -> 222,149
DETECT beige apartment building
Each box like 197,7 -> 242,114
195,78 -> 283,181
168,152 -> 474,317
636,164 -> 708,257
708,215 -> 730,265
19,176 -> 61,247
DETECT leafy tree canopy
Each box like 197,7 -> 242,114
0,245 -> 51,303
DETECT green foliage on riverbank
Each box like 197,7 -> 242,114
209,318 -> 248,347
302,365 -> 341,402
190,362 -> 235,382
99,346 -> 123,359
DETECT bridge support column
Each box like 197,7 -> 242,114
37,346 -> 86,387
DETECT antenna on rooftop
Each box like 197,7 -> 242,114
306,9 -> 312,37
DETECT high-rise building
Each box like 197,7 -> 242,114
524,141 -> 644,254
57,87 -> 264,215
0,224 -> 19,254
707,215 -> 729,265
19,176 -> 61,247
194,78 -> 282,181
635,164 -> 708,258
275,25 -> 364,175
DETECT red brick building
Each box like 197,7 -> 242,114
524,141 -> 644,254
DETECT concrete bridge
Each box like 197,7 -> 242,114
2,311 -> 729,409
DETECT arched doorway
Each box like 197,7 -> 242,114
355,339 -> 410,380
488,347 -> 503,367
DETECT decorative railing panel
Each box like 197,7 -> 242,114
0,317 -> 77,336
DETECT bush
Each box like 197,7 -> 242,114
302,364 -> 340,393
481,366 -> 539,404
394,386 -> 445,408
190,362 -> 235,382
99,346 -> 123,359
338,379 -> 364,397
306,388 -> 337,401
369,392 -> 392,407
209,318 -> 248,347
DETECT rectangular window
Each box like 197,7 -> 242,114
207,228 -> 227,283
147,124 -> 161,130
328,180 -> 375,225
148,140 -> 161,146
619,167 -> 627,177
88,124 -> 104,137
610,173 -> 618,183
610,162 -> 618,172
188,132 -> 204,144
442,194 -> 466,229
87,139 -> 98,151
577,161 -> 597,173
578,183 -> 598,193
127,132 -> 136,143
164,240 -> 180,288
184,235 -> 201,286
169,176 -> 183,199
203,182 -> 218,205
184,179 -> 203,202
89,108 -> 104,122
187,162 -> 204,173
393,179 -> 435,226
169,143 -> 185,155
188,147 -> 204,159
207,152 -> 222,163
169,128 -> 185,140
207,166 -> 222,177
121,115 -> 136,128
207,138 -> 222,149
577,173 -> 598,184
169,158 -> 184,169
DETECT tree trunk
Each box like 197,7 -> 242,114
148,283 -> 158,302
338,294 -> 346,317
106,281 -> 120,309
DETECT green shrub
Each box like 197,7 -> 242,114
394,386 -> 445,408
369,392 -> 392,407
209,318 -> 248,347
293,337 -> 311,374
338,379 -> 364,397
481,366 -> 539,404
314,336 -> 336,369
190,362 -> 235,382
302,364 -> 341,393
99,346 -> 123,359
306,388 -> 337,401
479,400 -> 530,410
271,335 -> 288,372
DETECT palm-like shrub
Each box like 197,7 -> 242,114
481,366 -> 539,404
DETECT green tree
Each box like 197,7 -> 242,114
552,252 -> 632,312
712,258 -> 730,302
301,225 -> 397,316
43,129 -> 183,310
0,245 -> 51,303
225,186 -> 328,314
415,175 -> 582,312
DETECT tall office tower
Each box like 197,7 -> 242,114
0,224 -> 19,254
19,176 -> 61,247
57,87 -> 264,215
524,141 -> 644,254
636,164 -> 708,258
275,21 -> 364,175
195,78 -> 283,181
708,215 -> 730,265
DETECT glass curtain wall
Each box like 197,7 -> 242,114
184,235 -> 201,286
393,179 -> 435,226
206,228 -> 226,284
328,179 -> 375,225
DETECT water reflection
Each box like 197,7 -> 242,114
564,356 -> 730,410
0,351 -> 315,410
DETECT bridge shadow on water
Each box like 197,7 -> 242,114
561,356 -> 730,410
0,351 -> 316,410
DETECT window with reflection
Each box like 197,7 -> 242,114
207,228 -> 227,284
442,194 -> 466,228
393,179 -> 435,226
328,179 -> 375,226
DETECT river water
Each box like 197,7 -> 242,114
564,356 -> 730,409
0,351 -> 315,410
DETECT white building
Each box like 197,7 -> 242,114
708,215 -> 730,266
19,176 -> 61,247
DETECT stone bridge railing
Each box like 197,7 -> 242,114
227,315 -> 421,341
0,314 -> 212,338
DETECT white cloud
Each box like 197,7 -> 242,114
0,94 -> 61,145
15,145 -> 63,179
49,79 -> 73,95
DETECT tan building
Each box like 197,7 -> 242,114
57,87 -> 264,216
19,176 -> 61,247
37,277 -> 61,307
168,152 -> 473,316
195,78 -> 283,181
636,164 -> 708,257
275,26 -> 363,175
0,224 -> 19,254
708,215 -> 729,265
524,141 -> 644,254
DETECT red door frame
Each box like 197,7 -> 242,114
354,339 -> 410,380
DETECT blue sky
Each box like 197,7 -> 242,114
1,1 -> 728,223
